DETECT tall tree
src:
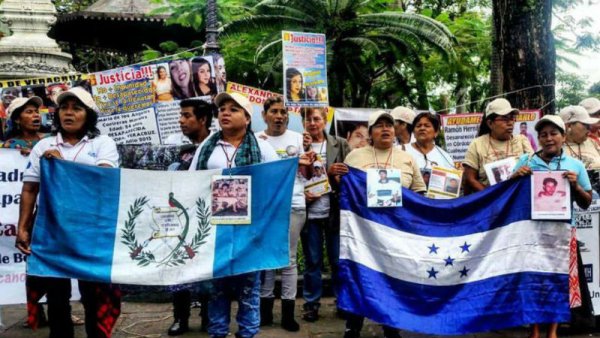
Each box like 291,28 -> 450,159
222,0 -> 456,107
490,0 -> 555,113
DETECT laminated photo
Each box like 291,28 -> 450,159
211,175 -> 251,224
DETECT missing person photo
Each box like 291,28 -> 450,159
367,168 -> 403,207
211,175 -> 252,224
531,171 -> 571,220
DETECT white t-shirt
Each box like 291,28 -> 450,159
308,141 -> 330,219
189,136 -> 279,170
164,133 -> 192,145
404,143 -> 454,170
23,133 -> 119,182
255,130 -> 305,210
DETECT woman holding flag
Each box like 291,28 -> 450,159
15,87 -> 121,338
342,110 -> 426,338
512,114 -> 593,338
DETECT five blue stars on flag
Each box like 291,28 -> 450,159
426,242 -> 472,279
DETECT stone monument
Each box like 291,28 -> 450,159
0,0 -> 75,79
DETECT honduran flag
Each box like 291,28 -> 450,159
27,158 -> 296,285
337,167 -> 571,335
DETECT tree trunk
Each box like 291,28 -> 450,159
491,0 -> 555,114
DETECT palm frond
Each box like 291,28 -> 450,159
222,15 -> 309,36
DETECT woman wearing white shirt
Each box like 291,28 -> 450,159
16,87 -> 120,338
404,113 -> 454,185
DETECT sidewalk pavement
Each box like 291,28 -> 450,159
0,297 -> 596,338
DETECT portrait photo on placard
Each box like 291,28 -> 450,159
531,171 -> 571,220
367,168 -> 402,208
211,175 -> 251,224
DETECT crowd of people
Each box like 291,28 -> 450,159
2,85 -> 600,338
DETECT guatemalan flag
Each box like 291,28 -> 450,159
337,167 -> 571,335
27,158 -> 296,285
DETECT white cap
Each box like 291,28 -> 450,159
214,92 -> 253,117
535,114 -> 565,134
368,110 -> 394,129
485,98 -> 519,117
559,105 -> 599,125
7,96 -> 43,119
57,87 -> 100,113
579,97 -> 600,116
390,106 -> 416,125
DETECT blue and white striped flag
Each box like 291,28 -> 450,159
338,167 -> 571,335
28,158 -> 297,285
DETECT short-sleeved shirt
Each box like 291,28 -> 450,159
513,152 -> 591,192
23,133 -> 119,182
563,139 -> 600,170
255,130 -> 305,211
344,145 -> 427,193
463,134 -> 533,186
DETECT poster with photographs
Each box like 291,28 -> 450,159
367,169 -> 403,207
211,175 -> 251,224
531,171 -> 571,220
282,31 -> 328,108
426,166 -> 463,199
89,55 -> 225,144
513,110 -> 540,152
484,157 -> 516,185
304,160 -> 332,196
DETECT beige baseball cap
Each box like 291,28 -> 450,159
485,98 -> 519,117
390,106 -> 416,125
214,92 -> 253,117
7,96 -> 43,119
56,87 -> 100,113
534,114 -> 565,134
579,97 -> 600,116
368,110 -> 394,129
559,105 -> 599,125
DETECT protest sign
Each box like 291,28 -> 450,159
118,144 -> 197,171
426,166 -> 463,199
282,31 -> 328,108
332,108 -> 380,150
90,56 -> 224,144
0,149 -> 29,305
441,113 -> 482,164
226,82 -> 303,133
514,110 -> 540,152
531,171 -> 571,220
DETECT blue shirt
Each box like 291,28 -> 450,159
514,152 -> 591,191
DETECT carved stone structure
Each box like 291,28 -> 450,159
0,0 -> 74,79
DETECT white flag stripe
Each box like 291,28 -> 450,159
111,169 -> 218,285
340,210 -> 571,286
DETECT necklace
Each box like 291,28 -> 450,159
56,136 -> 87,162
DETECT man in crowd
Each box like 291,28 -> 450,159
390,106 -> 416,147
163,98 -> 214,335
164,99 -> 213,146
256,96 -> 309,331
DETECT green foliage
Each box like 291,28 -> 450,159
222,0 -> 456,107
590,81 -> 600,95
556,71 -> 588,108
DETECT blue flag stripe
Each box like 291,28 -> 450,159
212,159 -> 296,278
337,259 -> 570,335
341,167 -> 532,237
29,159 -> 120,282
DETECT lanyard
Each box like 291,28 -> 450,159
56,136 -> 88,162
488,136 -> 512,160
531,150 -> 563,171
372,146 -> 394,169
221,143 -> 241,169
565,142 -> 582,161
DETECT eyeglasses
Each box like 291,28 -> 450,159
305,117 -> 324,123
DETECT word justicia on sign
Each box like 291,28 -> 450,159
92,66 -> 154,85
